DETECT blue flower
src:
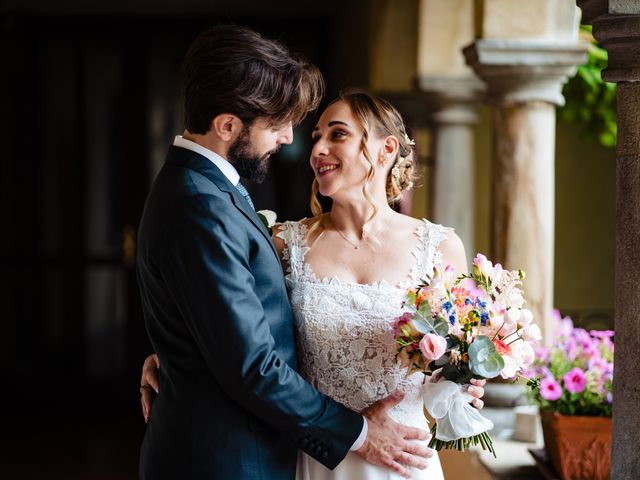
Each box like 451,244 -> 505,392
449,314 -> 456,325
480,312 -> 489,326
443,301 -> 452,311
464,298 -> 473,306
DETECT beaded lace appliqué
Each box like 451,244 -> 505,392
277,219 -> 449,426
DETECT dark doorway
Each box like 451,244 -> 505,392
1,13 -> 329,478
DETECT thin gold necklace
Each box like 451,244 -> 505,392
334,227 -> 364,250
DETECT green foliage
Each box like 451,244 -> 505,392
412,301 -> 450,336
560,25 -> 617,148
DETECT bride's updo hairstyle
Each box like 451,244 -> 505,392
309,91 -> 418,235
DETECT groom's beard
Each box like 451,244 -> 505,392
228,126 -> 280,184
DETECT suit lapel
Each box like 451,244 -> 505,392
166,146 -> 279,260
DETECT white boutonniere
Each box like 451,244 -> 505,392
257,209 -> 277,234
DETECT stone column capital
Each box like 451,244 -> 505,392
463,39 -> 588,105
579,0 -> 640,19
578,0 -> 640,83
417,75 -> 485,124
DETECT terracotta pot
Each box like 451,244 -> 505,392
540,411 -> 612,480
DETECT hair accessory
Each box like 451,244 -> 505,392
404,132 -> 415,146
391,165 -> 400,179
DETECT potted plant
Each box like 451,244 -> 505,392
528,310 -> 613,480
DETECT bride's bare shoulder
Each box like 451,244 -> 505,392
437,227 -> 468,274
391,213 -> 425,233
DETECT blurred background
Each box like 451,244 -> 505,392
0,0 -> 614,478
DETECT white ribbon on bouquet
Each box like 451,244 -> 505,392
422,379 -> 494,441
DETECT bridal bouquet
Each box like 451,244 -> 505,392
393,254 -> 541,457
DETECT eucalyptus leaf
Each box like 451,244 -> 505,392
418,300 -> 432,317
433,317 -> 449,337
412,317 -> 435,335
468,335 -> 505,379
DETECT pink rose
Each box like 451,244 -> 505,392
419,333 -> 447,362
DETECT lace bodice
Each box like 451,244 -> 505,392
277,219 -> 449,427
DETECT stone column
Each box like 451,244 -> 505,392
464,40 -> 587,342
578,1 -> 640,477
419,78 -> 483,253
416,0 -> 481,254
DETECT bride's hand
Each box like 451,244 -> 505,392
467,378 -> 486,410
357,390 -> 434,479
429,369 -> 486,410
140,353 -> 160,423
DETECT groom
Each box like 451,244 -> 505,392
137,25 -> 432,479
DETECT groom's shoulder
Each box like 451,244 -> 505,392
155,161 -> 227,200
145,166 -> 233,228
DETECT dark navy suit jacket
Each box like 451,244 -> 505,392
137,146 -> 363,479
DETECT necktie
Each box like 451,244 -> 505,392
235,181 -> 255,210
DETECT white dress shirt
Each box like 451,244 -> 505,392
173,135 -> 240,186
171,134 -> 368,452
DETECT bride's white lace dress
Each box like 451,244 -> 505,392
277,219 -> 449,480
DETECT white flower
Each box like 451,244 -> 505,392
506,309 -> 521,324
257,209 -> 277,229
521,323 -> 542,342
491,263 -> 504,285
500,355 -> 519,379
487,312 -> 516,337
500,340 -> 535,379
403,132 -> 415,146
519,309 -> 534,327
512,340 -> 535,368
472,253 -> 493,277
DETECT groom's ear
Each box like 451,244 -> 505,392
211,114 -> 243,142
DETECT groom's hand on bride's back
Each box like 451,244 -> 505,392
356,389 -> 433,479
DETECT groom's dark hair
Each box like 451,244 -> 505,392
182,24 -> 324,134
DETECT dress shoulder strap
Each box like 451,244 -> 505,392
411,219 -> 450,283
275,220 -> 310,278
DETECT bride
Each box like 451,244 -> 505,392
141,91 -> 484,479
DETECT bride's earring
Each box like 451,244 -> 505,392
378,151 -> 390,166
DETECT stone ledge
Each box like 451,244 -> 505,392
593,14 -> 640,82
579,0 -> 640,22
476,439 -> 543,480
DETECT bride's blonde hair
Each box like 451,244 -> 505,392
309,91 -> 418,238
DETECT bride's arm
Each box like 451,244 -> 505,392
439,228 -> 469,276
